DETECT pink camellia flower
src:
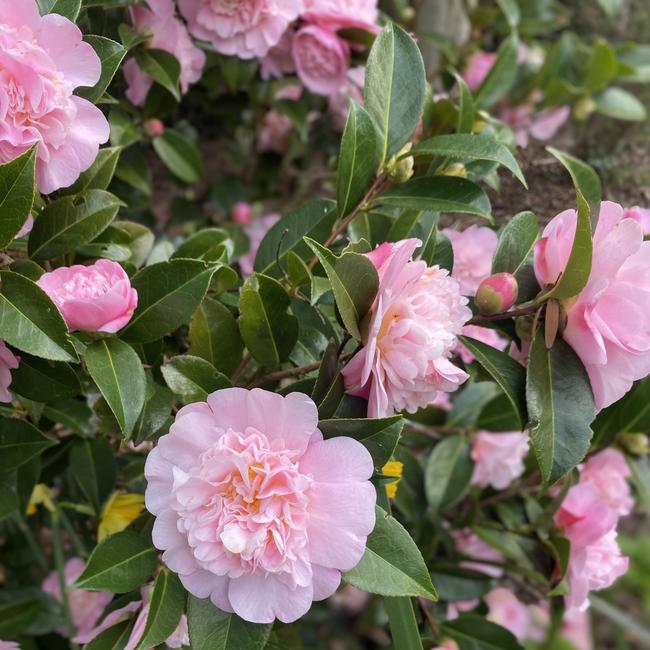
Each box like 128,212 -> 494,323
580,448 -> 633,517
292,25 -> 350,96
485,588 -> 531,641
500,103 -> 570,148
451,528 -> 503,578
475,273 -> 518,316
447,599 -> 479,620
178,0 -> 303,59
430,641 -> 459,650
231,201 -> 253,225
0,341 -> 19,403
144,387 -> 376,624
0,0 -> 109,194
470,431 -> 529,490
239,213 -> 280,276
457,324 -> 508,364
143,118 -> 165,138
328,66 -> 365,130
302,0 -> 379,31
37,260 -> 138,334
42,558 -> 112,639
16,215 -> 34,239
561,609 -> 593,650
0,642 -> 19,650
257,110 -> 294,154
623,206 -> 650,236
534,201 -> 650,409
462,51 -> 497,91
123,0 -> 205,106
260,30 -> 296,80
342,239 -> 471,418
443,226 -> 498,296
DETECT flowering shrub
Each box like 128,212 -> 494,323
0,1 -> 649,650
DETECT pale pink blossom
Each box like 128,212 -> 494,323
303,0 -> 378,31
0,642 -> 19,650
446,599 -> 478,620
451,528 -> 503,578
500,103 -> 569,148
73,601 -> 142,645
178,0 -> 303,59
443,226 -> 498,296
239,213 -> 279,276
462,51 -> 497,91
292,25 -> 350,96
16,215 -> 33,238
124,0 -> 205,106
475,272 -> 518,315
485,588 -> 531,641
561,609 -> 593,650
457,324 -> 507,365
470,431 -> 529,490
0,341 -> 18,403
231,201 -> 253,225
328,584 -> 370,613
260,29 -> 296,80
430,641 -> 458,650
42,558 -> 112,639
144,387 -> 376,624
37,260 -> 138,334
274,83 -> 303,101
257,110 -> 293,154
0,0 -> 109,193
534,201 -> 650,409
509,339 -> 530,366
342,239 -> 471,417
623,206 -> 650,236
328,66 -> 364,130
580,448 -> 633,517
432,391 -> 452,411
143,118 -> 165,137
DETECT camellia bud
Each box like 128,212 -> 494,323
143,118 -> 165,137
619,432 -> 649,456
438,162 -> 468,178
476,272 -> 519,315
573,96 -> 597,122
386,142 -> 414,182
231,201 -> 253,225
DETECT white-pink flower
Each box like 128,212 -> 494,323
238,213 -> 279,276
457,324 -> 508,365
260,29 -> 296,80
580,448 -> 633,517
42,558 -> 112,639
342,239 -> 471,418
144,387 -> 376,624
470,430 -> 529,490
451,528 -> 503,578
561,609 -> 593,650
178,0 -> 303,59
462,51 -> 497,92
534,201 -> 650,409
485,588 -> 531,641
0,0 -> 109,194
0,642 -> 19,650
302,0 -> 378,31
499,103 -> 569,148
0,341 -> 18,403
123,0 -> 205,106
257,110 -> 293,154
622,206 -> 650,236
328,65 -> 364,130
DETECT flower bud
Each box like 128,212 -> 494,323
438,162 -> 468,178
619,432 -> 649,456
143,118 -> 165,137
386,142 -> 414,182
400,6 -> 416,22
515,315 -> 534,341
476,272 -> 518,315
573,96 -> 597,122
231,201 -> 253,225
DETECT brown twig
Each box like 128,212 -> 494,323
247,360 -> 323,389
466,303 -> 539,326
231,352 -> 252,384
418,597 -> 439,639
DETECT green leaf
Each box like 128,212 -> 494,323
0,145 -> 36,248
492,211 -> 538,275
337,102 -> 377,217
83,619 -> 134,650
584,40 -> 618,92
0,419 -> 57,472
595,87 -> 648,121
384,597 -> 423,650
305,239 -> 378,340
344,505 -> 438,600
238,274 -> 299,368
189,297 -> 244,376
65,147 -> 122,195
69,437 -> 116,513
77,36 -> 128,103
133,380 -> 174,444
537,191 -> 592,301
161,355 -> 231,403
412,134 -> 526,187
475,35 -> 518,109
254,199 -> 336,277
134,568 -> 185,650
319,416 -> 403,469
454,72 -> 475,134
121,260 -> 216,343
37,0 -> 81,20
85,338 -> 146,437
442,614 -> 525,650
0,270 -> 76,361
374,176 -> 491,219
496,0 -> 520,28
172,228 -> 231,262
459,336 -> 528,428
448,382 -> 500,428
364,23 -> 426,164
187,596 -> 272,650
0,599 -> 40,638
75,531 -> 157,592
153,129 -> 203,184
28,190 -> 122,260
526,330 -> 595,484
9,355 -> 80,402
135,48 -> 180,101
424,435 -> 472,515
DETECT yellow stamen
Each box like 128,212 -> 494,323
382,461 -> 404,499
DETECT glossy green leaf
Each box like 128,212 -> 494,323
85,338 -> 146,437
475,35 -> 518,109
133,380 -> 174,444
75,531 -> 157,592
584,40 -> 618,92
337,101 -> 377,217
454,72 -> 475,134
172,228 -> 232,262
37,0 -> 81,20
384,597 -> 423,650
344,506 -> 438,600
424,435 -> 472,515
187,596 -> 272,650
0,599 -> 40,638
238,274 -> 298,368
412,134 -> 526,187
527,331 -> 595,484
78,36 -> 128,103
29,190 -> 122,260
83,619 -> 134,650
9,355 -> 80,402
497,0 -> 520,28
121,260 -> 216,343
153,129 -> 203,184
135,49 -> 181,101
65,147 -> 122,195
492,211 -> 538,275
364,23 -> 426,164
69,437 -> 116,512
595,87 -> 648,121
0,145 -> 37,248
374,176 -> 491,219
0,419 -> 57,472
0,271 -> 76,361
254,199 -> 336,277
442,614 -> 525,650
162,355 -> 231,403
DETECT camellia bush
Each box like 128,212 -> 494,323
1,1 -> 650,649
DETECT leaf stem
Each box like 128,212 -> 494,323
15,515 -> 48,573
248,354 -> 352,389
51,510 -> 79,648
466,302 -> 539,325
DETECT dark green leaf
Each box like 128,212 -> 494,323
584,40 -> 618,92
69,437 -> 116,513
135,49 -> 180,101
78,36 -> 128,103
475,35 -> 518,109
172,228 -> 231,262
37,0 -> 81,20
133,380 -> 174,444
442,614 -> 525,650
0,145 -> 36,248
384,597 -> 423,650
454,72 -> 475,134
83,619 -> 134,650
65,147 -> 122,195
153,129 -> 202,184
497,0 -> 520,28
0,599 -> 40,638
424,435 -> 472,515
492,211 -> 538,275
9,355 -> 80,402
161,355 -> 231,403
0,419 -> 57,472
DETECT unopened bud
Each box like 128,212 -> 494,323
143,118 -> 165,137
438,162 -> 468,178
515,315 -> 534,341
401,6 -> 415,22
573,96 -> 597,122
231,201 -> 253,225
386,143 -> 414,182
619,432 -> 649,456
476,272 -> 518,315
